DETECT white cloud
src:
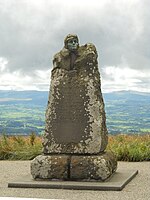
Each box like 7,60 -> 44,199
0,59 -> 50,91
0,57 -> 8,72
0,0 -> 150,92
0,57 -> 150,93
101,66 -> 150,93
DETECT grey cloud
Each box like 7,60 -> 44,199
0,0 -> 150,77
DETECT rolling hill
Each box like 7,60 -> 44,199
0,90 -> 149,135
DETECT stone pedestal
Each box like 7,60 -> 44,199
31,34 -> 117,182
31,152 -> 117,181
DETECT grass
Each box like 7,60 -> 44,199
0,133 -> 149,161
107,134 -> 150,161
0,132 -> 42,160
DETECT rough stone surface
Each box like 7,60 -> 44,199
31,152 -> 117,181
31,155 -> 69,179
43,42 -> 108,154
70,152 -> 117,181
31,34 -> 117,181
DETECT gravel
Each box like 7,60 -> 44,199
0,161 -> 149,200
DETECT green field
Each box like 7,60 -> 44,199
0,104 -> 45,135
0,90 -> 150,135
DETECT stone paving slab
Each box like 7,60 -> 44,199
0,198 -> 61,200
8,169 -> 138,191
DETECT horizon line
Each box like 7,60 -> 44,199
0,89 -> 150,94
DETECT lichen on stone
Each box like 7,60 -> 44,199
42,38 -> 108,154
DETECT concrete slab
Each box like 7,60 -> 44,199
8,169 -> 138,191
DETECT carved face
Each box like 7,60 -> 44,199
67,38 -> 79,51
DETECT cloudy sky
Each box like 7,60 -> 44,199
0,0 -> 150,93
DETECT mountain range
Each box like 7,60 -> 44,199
0,90 -> 149,135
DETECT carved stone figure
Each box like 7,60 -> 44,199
31,34 -> 117,181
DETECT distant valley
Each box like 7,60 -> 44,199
0,90 -> 149,135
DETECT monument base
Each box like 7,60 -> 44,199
8,170 -> 138,191
31,152 -> 117,181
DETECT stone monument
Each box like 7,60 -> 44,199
31,34 -> 117,181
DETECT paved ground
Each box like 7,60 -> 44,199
0,161 -> 149,200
